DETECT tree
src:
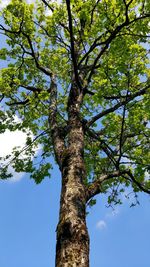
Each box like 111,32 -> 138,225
0,0 -> 150,266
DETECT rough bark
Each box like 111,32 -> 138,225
55,83 -> 89,267
55,160 -> 89,267
48,74 -> 65,168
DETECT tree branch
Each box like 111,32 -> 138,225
85,127 -> 118,167
90,13 -> 150,73
65,0 -> 82,90
0,23 -> 53,77
86,170 -> 125,201
41,0 -> 69,31
48,74 -> 65,169
125,170 -> 150,195
20,85 -> 42,93
22,32 -> 52,76
77,11 -> 150,83
0,94 -> 4,103
86,84 -> 150,128
117,89 -> 129,166
6,99 -> 29,106
33,21 -> 70,51
86,168 -> 150,202
41,0 -> 54,12
90,0 -> 101,26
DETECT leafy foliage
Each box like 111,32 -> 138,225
0,0 -> 150,205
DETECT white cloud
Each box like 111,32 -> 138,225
0,128 -> 29,182
106,208 -> 120,218
45,8 -> 53,17
0,115 -> 38,182
6,166 -> 25,182
96,208 -> 119,231
0,0 -> 11,9
0,0 -> 33,9
0,0 -> 61,10
26,0 -> 34,3
145,171 -> 149,181
0,0 -> 61,14
0,129 -> 27,157
96,220 -> 106,230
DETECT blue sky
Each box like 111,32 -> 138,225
0,165 -> 150,267
0,112 -> 149,267
0,1 -> 150,266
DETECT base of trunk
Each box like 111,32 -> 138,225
55,218 -> 89,267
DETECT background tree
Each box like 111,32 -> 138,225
0,0 -> 150,266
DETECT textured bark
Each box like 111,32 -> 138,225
55,162 -> 89,267
55,84 -> 89,267
48,74 -> 65,168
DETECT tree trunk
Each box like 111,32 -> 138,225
55,85 -> 89,266
55,167 -> 89,267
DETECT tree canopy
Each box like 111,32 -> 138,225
0,0 -> 150,206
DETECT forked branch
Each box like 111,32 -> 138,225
86,169 -> 150,201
